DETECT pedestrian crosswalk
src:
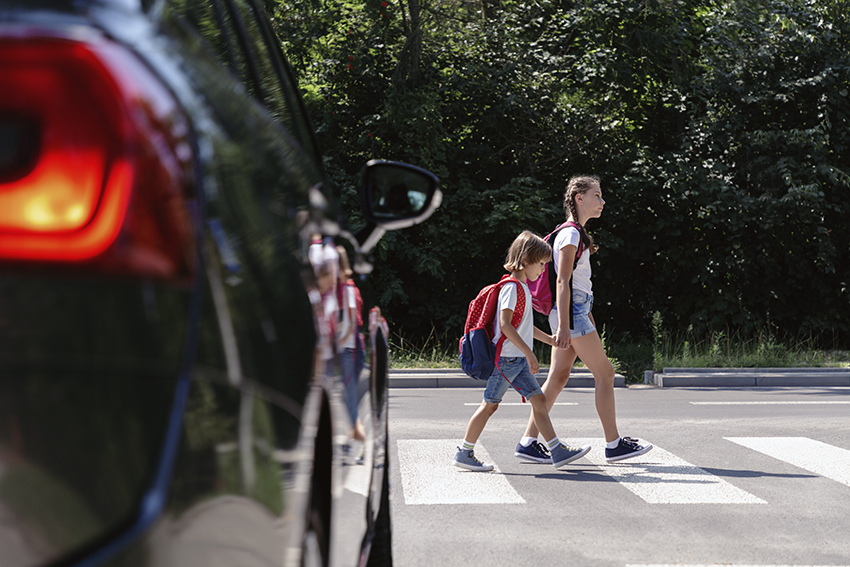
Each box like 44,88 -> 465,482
397,440 -> 525,504
570,439 -> 766,504
726,437 -> 850,488
395,437 -> 849,506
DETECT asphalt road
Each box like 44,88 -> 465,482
386,385 -> 850,567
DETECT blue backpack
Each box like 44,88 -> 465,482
459,275 -> 525,380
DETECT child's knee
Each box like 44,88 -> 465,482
530,392 -> 547,408
593,363 -> 615,385
481,401 -> 499,415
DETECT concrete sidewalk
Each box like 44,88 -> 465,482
646,367 -> 850,387
388,367 -> 850,388
388,367 -> 624,388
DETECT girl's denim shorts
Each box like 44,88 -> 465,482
548,289 -> 595,339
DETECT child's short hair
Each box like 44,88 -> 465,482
337,245 -> 353,278
503,230 -> 552,272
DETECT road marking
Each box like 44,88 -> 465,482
396,439 -> 525,505
463,402 -> 577,406
627,564 -> 848,567
726,437 -> 850,488
572,438 -> 766,504
692,401 -> 850,405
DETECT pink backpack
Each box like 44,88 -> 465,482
528,221 -> 585,325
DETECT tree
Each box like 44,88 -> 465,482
270,0 -> 850,347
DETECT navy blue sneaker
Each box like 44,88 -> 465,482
605,437 -> 653,462
514,441 -> 551,463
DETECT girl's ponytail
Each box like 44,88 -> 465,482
563,176 -> 599,254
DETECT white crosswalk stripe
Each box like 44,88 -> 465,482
725,437 -> 850,488
692,401 -> 850,405
570,438 -> 766,504
626,564 -> 848,567
395,436 -> 850,507
463,402 -> 577,406
396,439 -> 525,505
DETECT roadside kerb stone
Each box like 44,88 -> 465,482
389,367 -> 625,388
645,367 -> 850,388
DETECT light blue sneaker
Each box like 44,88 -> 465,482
453,447 -> 494,472
551,443 -> 591,468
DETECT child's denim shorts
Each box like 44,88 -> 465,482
483,357 -> 543,404
548,289 -> 596,339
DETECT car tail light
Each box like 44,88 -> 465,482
0,35 -> 195,279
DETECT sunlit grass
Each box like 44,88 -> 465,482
388,316 -> 849,384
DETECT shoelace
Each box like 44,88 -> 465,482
468,451 -> 485,466
532,441 -> 551,457
620,437 -> 641,449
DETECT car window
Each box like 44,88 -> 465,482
227,0 -> 318,159
161,0 -> 318,160
163,0 -> 250,83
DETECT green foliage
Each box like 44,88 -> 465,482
272,0 -> 850,350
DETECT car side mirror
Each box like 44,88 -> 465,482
356,160 -> 441,253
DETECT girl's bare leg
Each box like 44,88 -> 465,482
571,331 -> 619,442
522,345 -> 577,438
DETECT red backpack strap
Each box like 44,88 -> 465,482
506,276 -> 525,328
346,279 -> 364,327
494,276 -> 526,350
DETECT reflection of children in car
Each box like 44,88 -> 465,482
308,237 -> 337,374
336,246 -> 366,445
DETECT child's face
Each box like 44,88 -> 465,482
525,259 -> 547,282
577,184 -> 605,219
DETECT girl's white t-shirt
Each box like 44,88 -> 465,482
492,280 -> 533,358
336,284 -> 358,350
552,225 -> 592,296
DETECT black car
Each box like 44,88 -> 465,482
0,1 -> 440,566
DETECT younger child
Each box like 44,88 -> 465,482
453,231 -> 591,472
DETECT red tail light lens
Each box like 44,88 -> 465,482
0,35 -> 195,279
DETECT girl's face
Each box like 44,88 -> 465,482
525,259 -> 547,283
576,184 -> 605,219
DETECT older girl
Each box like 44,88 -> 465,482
515,176 -> 653,464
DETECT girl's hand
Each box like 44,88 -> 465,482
553,331 -> 571,349
528,352 -> 540,375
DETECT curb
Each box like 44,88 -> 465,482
389,367 -> 626,389
644,367 -> 850,388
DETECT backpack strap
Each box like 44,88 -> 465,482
493,275 -> 525,361
565,221 -> 589,330
548,221 -> 586,330
492,275 -> 529,401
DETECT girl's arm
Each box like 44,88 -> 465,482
339,287 -> 357,344
533,326 -> 554,346
553,244 -> 577,348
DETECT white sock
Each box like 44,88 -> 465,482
606,437 -> 621,449
520,437 -> 537,447
546,437 -> 560,450
462,439 -> 475,451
